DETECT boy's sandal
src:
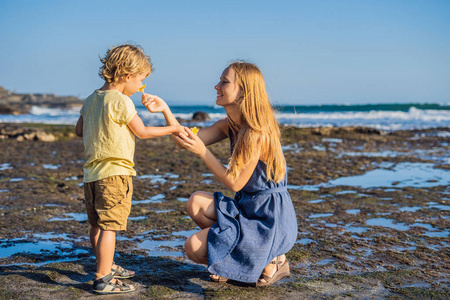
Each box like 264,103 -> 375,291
112,261 -> 135,279
93,273 -> 135,294
210,274 -> 228,282
256,257 -> 290,287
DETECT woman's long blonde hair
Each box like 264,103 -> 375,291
227,61 -> 286,183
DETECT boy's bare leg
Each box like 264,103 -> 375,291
93,229 -> 134,291
89,225 -> 101,257
96,230 -> 116,277
90,226 -> 126,275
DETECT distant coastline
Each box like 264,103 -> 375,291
0,86 -> 83,115
1,86 -> 449,131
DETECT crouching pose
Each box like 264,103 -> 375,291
176,61 -> 297,286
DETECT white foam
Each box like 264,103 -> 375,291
1,106 -> 449,130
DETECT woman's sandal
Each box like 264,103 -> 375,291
93,273 -> 135,294
111,261 -> 135,279
210,274 -> 228,283
256,256 -> 290,287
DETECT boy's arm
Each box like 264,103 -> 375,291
75,116 -> 83,137
142,93 -> 184,148
127,114 -> 185,139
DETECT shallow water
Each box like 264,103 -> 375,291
329,163 -> 449,188
129,216 -> 147,221
137,172 -> 180,184
298,238 -> 315,245
308,199 -> 324,203
172,229 -> 199,238
289,162 -> 450,190
133,193 -> 166,204
43,164 -> 60,169
322,138 -> 343,143
0,233 -> 87,259
137,239 -> 184,257
336,190 -> 357,195
398,206 -> 422,212
309,213 -> 334,219
366,218 -> 410,231
10,178 -> 24,182
344,224 -> 368,233
153,209 -> 174,214
49,213 -> 87,222
0,163 -> 13,171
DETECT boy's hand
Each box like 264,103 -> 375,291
142,93 -> 169,113
176,127 -> 207,157
172,125 -> 187,135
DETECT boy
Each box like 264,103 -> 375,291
75,44 -> 185,294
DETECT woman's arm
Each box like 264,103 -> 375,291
196,118 -> 229,146
75,116 -> 83,137
176,128 -> 260,192
128,114 -> 185,139
141,93 -> 229,148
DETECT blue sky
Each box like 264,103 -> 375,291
1,0 -> 449,105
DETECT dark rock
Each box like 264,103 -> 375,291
0,104 -> 18,114
176,117 -> 187,123
192,111 -> 210,122
0,123 -> 56,142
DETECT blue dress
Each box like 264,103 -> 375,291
207,130 -> 298,283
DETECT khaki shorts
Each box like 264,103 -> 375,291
84,175 -> 133,231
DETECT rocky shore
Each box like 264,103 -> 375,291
0,123 -> 449,299
0,86 -> 83,115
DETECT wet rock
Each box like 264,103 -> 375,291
176,117 -> 187,123
0,123 -> 56,141
0,104 -> 21,115
312,127 -> 334,136
312,126 -> 384,136
192,111 -> 210,121
35,131 -> 56,142
0,86 -> 83,115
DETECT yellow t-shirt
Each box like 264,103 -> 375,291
80,89 -> 137,183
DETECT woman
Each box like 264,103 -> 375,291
175,61 -> 297,286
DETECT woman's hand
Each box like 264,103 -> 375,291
142,93 -> 169,113
176,128 -> 207,157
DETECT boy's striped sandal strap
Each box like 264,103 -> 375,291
111,262 -> 135,278
93,273 -> 135,294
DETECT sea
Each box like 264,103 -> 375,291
1,102 -> 449,131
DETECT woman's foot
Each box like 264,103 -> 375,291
210,274 -> 228,282
256,255 -> 290,287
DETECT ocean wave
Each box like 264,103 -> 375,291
1,105 -> 449,130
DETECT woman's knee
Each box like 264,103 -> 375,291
184,230 -> 209,264
186,191 -> 207,217
184,235 -> 202,263
184,236 -> 195,260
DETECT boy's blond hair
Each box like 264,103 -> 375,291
99,44 -> 153,84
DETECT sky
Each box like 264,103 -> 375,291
1,0 -> 449,106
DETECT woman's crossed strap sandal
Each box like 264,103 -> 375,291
256,256 -> 290,287
210,274 -> 228,282
93,273 -> 135,294
111,261 -> 135,279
